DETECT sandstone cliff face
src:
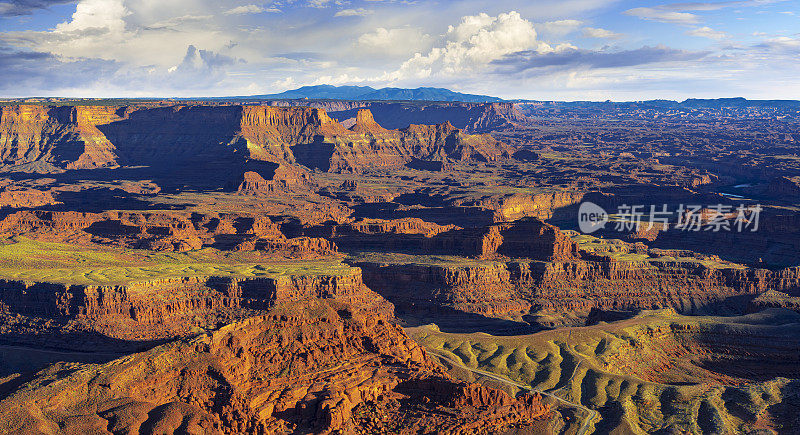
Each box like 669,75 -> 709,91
0,104 -> 507,177
0,267 -> 391,345
327,217 -> 574,261
626,211 -> 800,268
485,191 -> 585,222
345,218 -> 457,237
399,121 -> 508,163
360,258 -> 800,320
291,112 -> 509,173
0,105 -> 121,172
480,218 -> 578,261
0,301 -> 549,434
353,219 -> 800,321
466,102 -> 529,132
267,100 -> 529,133
348,109 -> 391,135
239,105 -> 348,162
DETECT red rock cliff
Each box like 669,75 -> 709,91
0,301 -> 549,434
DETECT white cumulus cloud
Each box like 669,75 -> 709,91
384,11 -> 560,81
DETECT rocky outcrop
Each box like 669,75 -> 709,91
358,258 -> 800,321
298,113 -> 508,173
310,218 -> 458,239
236,164 -> 311,195
0,210 -> 334,255
623,211 -> 800,268
481,218 -> 578,261
323,217 -> 575,261
350,218 -> 457,236
349,109 -> 391,135
399,121 -> 507,163
0,300 -> 549,434
0,186 -> 57,208
239,105 -> 348,163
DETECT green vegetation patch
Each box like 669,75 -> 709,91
0,237 -> 353,286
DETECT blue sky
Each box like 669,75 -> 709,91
1,0 -> 798,100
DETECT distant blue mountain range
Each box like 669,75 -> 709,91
241,85 -> 504,102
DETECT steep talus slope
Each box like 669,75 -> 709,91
0,300 -> 550,434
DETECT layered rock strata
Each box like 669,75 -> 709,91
0,268 -> 390,346
0,301 -> 549,434
353,219 -> 800,321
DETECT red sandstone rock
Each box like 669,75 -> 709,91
349,109 -> 391,135
0,301 -> 549,434
0,210 -> 334,256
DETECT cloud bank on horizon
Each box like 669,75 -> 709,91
0,0 -> 798,100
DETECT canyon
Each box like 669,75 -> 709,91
0,98 -> 799,433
